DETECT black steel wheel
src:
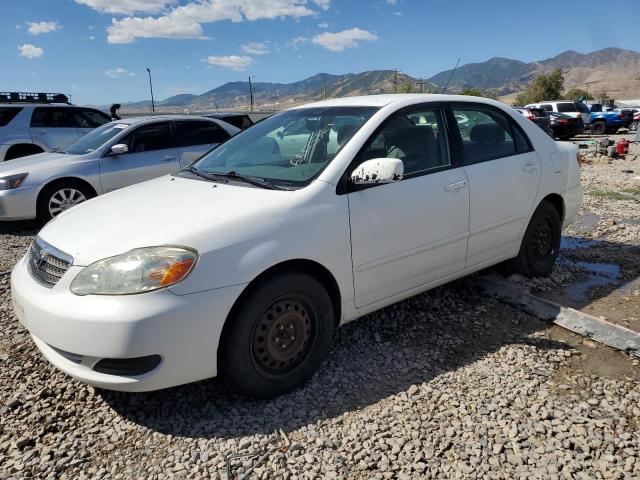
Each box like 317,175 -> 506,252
508,201 -> 561,277
219,271 -> 335,398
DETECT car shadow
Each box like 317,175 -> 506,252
99,280 -> 568,440
0,220 -> 39,237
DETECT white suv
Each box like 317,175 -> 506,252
525,100 -> 591,130
0,92 -> 111,162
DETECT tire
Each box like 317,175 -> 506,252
591,120 -> 606,135
219,271 -> 335,398
37,182 -> 95,225
508,201 -> 561,278
631,121 -> 638,131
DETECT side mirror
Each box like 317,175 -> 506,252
350,158 -> 404,185
109,144 -> 128,156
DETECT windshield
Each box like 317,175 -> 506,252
61,122 -> 129,154
192,106 -> 378,188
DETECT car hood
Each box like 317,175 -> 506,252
0,151 -> 94,176
38,175 -> 303,266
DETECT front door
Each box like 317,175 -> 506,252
450,104 -> 542,269
348,106 -> 470,308
99,121 -> 180,192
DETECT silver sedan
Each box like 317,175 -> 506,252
0,115 -> 239,223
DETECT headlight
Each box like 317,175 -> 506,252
0,173 -> 28,190
70,246 -> 197,296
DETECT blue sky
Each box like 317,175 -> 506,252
2,0 -> 639,105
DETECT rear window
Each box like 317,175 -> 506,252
174,120 -> 230,147
529,108 -> 546,117
576,102 -> 590,114
539,104 -> 553,112
0,107 -> 22,127
557,102 -> 577,113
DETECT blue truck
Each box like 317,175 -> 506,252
588,103 -> 633,135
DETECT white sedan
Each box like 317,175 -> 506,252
11,94 -> 583,398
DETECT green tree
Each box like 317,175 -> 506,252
513,68 -> 564,106
398,82 -> 415,93
563,88 -> 593,101
459,87 -> 498,100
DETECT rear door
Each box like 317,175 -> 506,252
99,121 -> 180,192
29,107 -> 80,150
173,120 -> 231,166
450,103 -> 542,269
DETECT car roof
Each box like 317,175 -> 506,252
288,93 -> 503,110
114,115 -> 222,125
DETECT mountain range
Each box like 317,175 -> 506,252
121,47 -> 640,112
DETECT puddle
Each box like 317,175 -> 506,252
561,236 -> 600,250
566,261 -> 620,302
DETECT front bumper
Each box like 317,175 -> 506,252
11,255 -> 246,391
0,185 -> 38,220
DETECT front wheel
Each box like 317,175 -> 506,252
37,183 -> 94,225
219,272 -> 335,398
508,201 -> 561,277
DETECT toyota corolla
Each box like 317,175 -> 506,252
11,95 -> 582,398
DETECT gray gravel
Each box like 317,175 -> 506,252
1,202 -> 640,478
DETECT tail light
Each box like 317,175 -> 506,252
576,152 -> 583,169
526,112 -> 535,120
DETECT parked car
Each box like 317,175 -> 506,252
588,103 -> 634,133
0,116 -> 239,223
514,107 -> 551,135
631,111 -> 640,131
0,92 -> 111,161
204,112 -> 254,130
11,94 -> 582,397
525,101 -> 591,131
548,112 -> 584,140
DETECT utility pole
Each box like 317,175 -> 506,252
248,76 -> 254,111
146,68 -> 155,113
393,68 -> 398,94
323,80 -> 327,100
417,77 -> 426,93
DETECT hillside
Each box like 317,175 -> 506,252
121,47 -> 640,112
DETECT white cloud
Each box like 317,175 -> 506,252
287,36 -> 308,49
241,42 -> 270,55
393,11 -> 403,16
107,0 -> 319,44
18,44 -> 44,59
312,28 -> 377,52
205,55 -> 253,71
27,21 -> 60,35
105,67 -> 135,78
312,0 -> 331,9
386,0 -> 398,5
318,22 -> 328,28
74,0 -> 175,15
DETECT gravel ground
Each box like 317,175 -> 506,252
1,143 -> 640,479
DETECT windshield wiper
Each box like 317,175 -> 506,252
207,171 -> 284,190
183,165 -> 220,182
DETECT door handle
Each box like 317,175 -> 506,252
444,180 -> 467,191
522,163 -> 539,173
162,156 -> 176,161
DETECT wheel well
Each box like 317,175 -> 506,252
541,193 -> 564,223
37,177 -> 98,208
219,259 -> 342,354
5,143 -> 44,161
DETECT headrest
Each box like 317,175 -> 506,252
337,124 -> 357,146
470,123 -> 505,144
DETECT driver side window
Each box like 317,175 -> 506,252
119,122 -> 172,154
361,108 -> 450,177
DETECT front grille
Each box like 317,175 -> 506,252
28,237 -> 73,287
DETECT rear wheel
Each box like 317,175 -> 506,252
4,144 -> 44,161
591,120 -> 606,135
508,201 -> 561,277
37,182 -> 94,225
219,272 -> 335,398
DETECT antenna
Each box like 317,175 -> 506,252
441,58 -> 460,94
248,76 -> 254,111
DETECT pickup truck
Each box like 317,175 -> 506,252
588,103 -> 633,135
